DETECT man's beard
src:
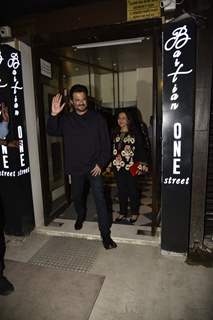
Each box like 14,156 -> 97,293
74,104 -> 88,113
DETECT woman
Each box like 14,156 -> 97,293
112,111 -> 148,224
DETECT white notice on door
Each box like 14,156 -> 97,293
40,58 -> 52,78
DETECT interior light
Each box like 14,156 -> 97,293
73,37 -> 145,49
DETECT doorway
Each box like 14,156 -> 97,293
35,32 -> 162,238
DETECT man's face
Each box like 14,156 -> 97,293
71,91 -> 88,114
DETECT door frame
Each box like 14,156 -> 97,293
32,20 -> 163,227
32,48 -> 69,225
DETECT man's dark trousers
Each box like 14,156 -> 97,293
71,174 -> 111,240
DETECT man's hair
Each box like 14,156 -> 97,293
69,84 -> 88,99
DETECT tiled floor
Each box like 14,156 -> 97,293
111,174 -> 153,226
59,174 -> 153,228
43,173 -> 160,247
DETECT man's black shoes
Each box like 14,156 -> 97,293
103,237 -> 117,250
74,219 -> 83,230
0,276 -> 15,296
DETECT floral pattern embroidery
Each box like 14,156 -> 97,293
112,133 -> 136,172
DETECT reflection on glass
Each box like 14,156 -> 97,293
43,84 -> 65,202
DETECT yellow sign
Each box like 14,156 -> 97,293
127,0 -> 161,21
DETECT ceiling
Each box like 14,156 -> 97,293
1,0 -> 98,23
54,37 -> 153,77
2,1 -> 154,77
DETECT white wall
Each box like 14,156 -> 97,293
68,67 -> 153,125
100,71 -> 137,108
100,73 -> 114,106
137,67 -> 153,125
17,41 -> 44,227
94,73 -> 101,101
70,74 -> 90,93
99,68 -> 153,125
119,70 -> 137,107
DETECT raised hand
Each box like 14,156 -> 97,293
51,94 -> 65,116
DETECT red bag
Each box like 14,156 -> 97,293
129,162 -> 148,176
129,162 -> 142,176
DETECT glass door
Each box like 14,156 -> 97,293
34,52 -> 68,224
43,84 -> 66,213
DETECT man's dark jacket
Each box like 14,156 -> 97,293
47,110 -> 111,175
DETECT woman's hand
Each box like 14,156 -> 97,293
142,164 -> 149,172
138,163 -> 149,173
51,94 -> 65,116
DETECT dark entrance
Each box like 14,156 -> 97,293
33,21 -> 162,234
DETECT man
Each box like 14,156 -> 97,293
0,103 -> 15,295
47,84 -> 117,250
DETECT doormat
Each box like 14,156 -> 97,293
29,236 -> 101,273
0,260 -> 105,320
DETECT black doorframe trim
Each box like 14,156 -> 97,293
31,19 -> 162,227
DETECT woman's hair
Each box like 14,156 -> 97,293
113,110 -> 136,136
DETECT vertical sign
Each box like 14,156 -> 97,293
0,44 -> 34,235
161,18 -> 196,253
